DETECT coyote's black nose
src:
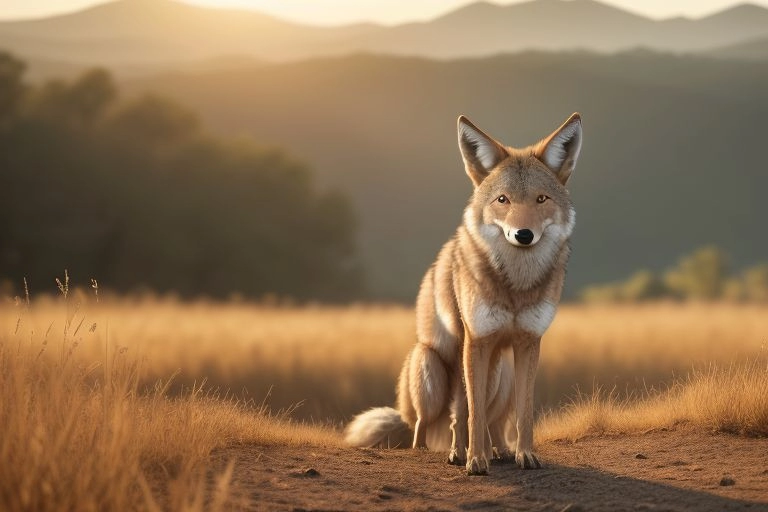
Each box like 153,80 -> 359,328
515,229 -> 534,245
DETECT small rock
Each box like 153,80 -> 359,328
303,468 -> 320,477
377,493 -> 392,500
635,453 -> 648,459
719,476 -> 736,486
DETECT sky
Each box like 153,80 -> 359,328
1,0 -> 767,24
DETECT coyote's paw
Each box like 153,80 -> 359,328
466,455 -> 490,475
515,450 -> 541,469
492,447 -> 516,463
447,448 -> 465,466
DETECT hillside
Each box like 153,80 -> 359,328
2,0 -> 768,78
707,36 -> 768,60
124,51 -> 768,300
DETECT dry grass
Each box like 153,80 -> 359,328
1,292 -> 415,422
3,296 -> 765,423
538,302 -> 767,405
1,289 -> 766,509
0,291 -> 340,511
535,303 -> 768,442
3,295 -> 765,416
537,360 -> 768,442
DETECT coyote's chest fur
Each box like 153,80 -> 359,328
470,297 -> 557,340
427,226 -> 569,357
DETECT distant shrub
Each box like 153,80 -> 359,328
581,246 -> 766,303
663,246 -> 728,300
742,263 -> 768,302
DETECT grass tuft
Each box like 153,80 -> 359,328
536,360 -> 768,443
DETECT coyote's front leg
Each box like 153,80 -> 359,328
513,339 -> 541,469
464,339 -> 493,475
487,357 -> 515,462
448,371 -> 468,465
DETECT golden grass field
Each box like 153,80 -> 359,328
1,286 -> 767,509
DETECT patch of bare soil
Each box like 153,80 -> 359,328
212,428 -> 768,511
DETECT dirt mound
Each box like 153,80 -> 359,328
212,429 -> 768,511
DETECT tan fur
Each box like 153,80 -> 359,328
345,113 -> 582,475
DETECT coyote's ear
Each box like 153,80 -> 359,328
534,113 -> 582,185
457,116 -> 508,187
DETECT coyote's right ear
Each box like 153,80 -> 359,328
458,116 -> 508,187
534,113 -> 582,185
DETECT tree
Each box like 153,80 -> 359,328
742,263 -> 768,302
581,270 -> 667,303
66,68 -> 116,125
620,270 -> 667,301
29,68 -> 116,128
663,246 -> 728,300
107,94 -> 199,147
0,52 -> 25,128
0,55 -> 363,301
577,247 -> 768,303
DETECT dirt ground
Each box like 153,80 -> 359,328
212,428 -> 768,511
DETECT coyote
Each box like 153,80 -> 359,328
346,113 -> 582,475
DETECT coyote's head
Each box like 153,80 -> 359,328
458,114 -> 581,253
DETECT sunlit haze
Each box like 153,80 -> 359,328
2,0 -> 768,24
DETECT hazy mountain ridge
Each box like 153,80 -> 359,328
2,0 -> 768,80
122,51 -> 768,300
705,35 -> 768,60
0,0 -> 382,73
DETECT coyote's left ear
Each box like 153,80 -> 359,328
534,113 -> 582,185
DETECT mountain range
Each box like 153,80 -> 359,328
2,0 -> 768,79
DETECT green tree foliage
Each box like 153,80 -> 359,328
621,270 -> 667,302
581,246 -> 768,303
580,270 -> 666,303
663,246 -> 728,300
741,264 -> 768,302
721,264 -> 768,303
108,93 -> 199,147
0,55 -> 362,300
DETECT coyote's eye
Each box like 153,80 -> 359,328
497,195 -> 508,204
536,195 -> 549,204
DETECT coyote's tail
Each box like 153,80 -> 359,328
344,407 -> 412,449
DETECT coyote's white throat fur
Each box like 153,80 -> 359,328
345,113 -> 582,475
